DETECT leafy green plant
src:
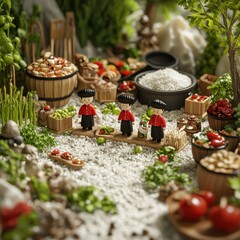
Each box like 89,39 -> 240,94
30,176 -> 51,201
207,73 -> 233,103
154,146 -> 177,162
56,0 -> 139,48
20,124 -> 56,152
67,186 -> 117,214
0,84 -> 37,126
141,162 -> 191,189
178,0 -> 240,107
0,140 -> 25,185
0,0 -> 26,85
228,176 -> 240,207
13,3 -> 42,64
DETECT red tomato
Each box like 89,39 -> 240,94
61,152 -> 72,160
51,149 -> 60,155
179,194 -> 208,221
92,61 -> 103,69
159,155 -> 168,163
119,81 -> 129,91
210,139 -> 224,147
190,94 -> 198,100
206,132 -> 222,141
115,60 -> 125,68
208,205 -> 240,233
1,202 -> 32,229
121,69 -> 132,76
44,105 -> 51,111
196,191 -> 216,207
97,68 -> 106,76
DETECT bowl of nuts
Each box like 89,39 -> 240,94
196,150 -> 240,200
26,52 -> 78,108
191,129 -> 228,162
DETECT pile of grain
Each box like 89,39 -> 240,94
138,68 -> 192,91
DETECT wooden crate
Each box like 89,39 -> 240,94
47,116 -> 72,132
199,73 -> 218,96
95,84 -> 117,103
38,108 -> 54,126
185,95 -> 210,116
163,128 -> 188,151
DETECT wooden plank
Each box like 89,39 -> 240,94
48,153 -> 84,170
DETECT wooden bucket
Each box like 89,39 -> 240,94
26,71 -> 77,108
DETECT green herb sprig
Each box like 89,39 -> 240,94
142,162 -> 192,190
67,186 -> 117,214
20,124 -> 56,152
154,146 -> 177,162
30,176 -> 51,201
0,140 -> 25,185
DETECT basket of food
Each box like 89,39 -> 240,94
26,52 -> 78,108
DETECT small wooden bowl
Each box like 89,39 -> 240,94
219,131 -> 240,152
191,140 -> 228,163
196,161 -> 237,200
207,113 -> 236,131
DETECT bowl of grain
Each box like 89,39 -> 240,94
196,150 -> 240,200
134,68 -> 197,110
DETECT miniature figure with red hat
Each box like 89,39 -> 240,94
148,99 -> 166,142
77,89 -> 96,130
117,94 -> 135,136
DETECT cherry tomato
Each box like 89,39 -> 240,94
190,94 -> 198,100
92,61 -> 103,69
1,202 -> 32,230
119,81 -> 129,91
61,152 -> 72,160
115,60 -> 125,68
159,155 -> 168,163
121,69 -> 132,76
206,132 -> 222,141
196,191 -> 216,207
179,194 -> 208,221
44,105 -> 51,111
97,68 -> 106,76
208,205 -> 240,233
51,149 -> 60,155
210,139 -> 224,147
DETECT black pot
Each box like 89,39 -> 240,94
134,70 -> 197,110
143,51 -> 179,69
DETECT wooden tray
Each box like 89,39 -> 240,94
48,153 -> 84,170
166,191 -> 240,240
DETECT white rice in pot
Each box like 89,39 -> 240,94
138,68 -> 192,91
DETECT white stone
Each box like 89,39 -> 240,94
156,15 -> 206,74
0,179 -> 25,208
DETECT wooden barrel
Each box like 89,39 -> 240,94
26,71 -> 77,108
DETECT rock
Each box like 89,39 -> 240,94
22,144 -> 39,156
0,179 -> 25,208
156,16 -> 206,74
215,55 -> 240,76
1,120 -> 20,139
